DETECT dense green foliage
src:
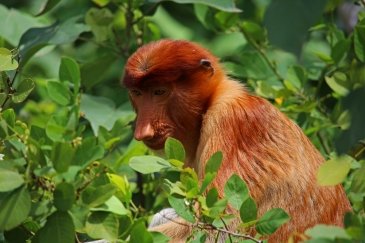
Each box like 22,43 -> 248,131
0,0 -> 365,242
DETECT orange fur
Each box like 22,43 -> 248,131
122,39 -> 351,242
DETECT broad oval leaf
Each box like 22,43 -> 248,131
81,184 -> 116,207
0,168 -> 24,192
164,137 -> 185,162
34,211 -> 75,243
305,224 -> 351,240
224,174 -> 250,210
325,75 -> 349,97
317,155 -> 352,186
59,56 -> 80,91
0,186 -> 31,231
240,197 -> 257,223
256,208 -> 290,235
54,182 -> 75,211
354,24 -> 365,62
85,212 -> 119,241
46,81 -> 71,106
12,78 -> 35,103
205,151 -> 223,174
168,196 -> 195,223
51,142 -> 75,173
130,220 -> 154,243
129,155 -> 171,174
350,165 -> 365,194
91,196 -> 129,215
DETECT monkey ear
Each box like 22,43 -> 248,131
200,59 -> 214,76
200,59 -> 212,69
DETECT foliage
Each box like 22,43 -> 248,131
0,0 -> 365,242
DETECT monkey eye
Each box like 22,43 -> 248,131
130,89 -> 142,96
153,89 -> 166,96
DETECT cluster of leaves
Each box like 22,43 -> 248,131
130,138 -> 291,242
0,0 -> 365,242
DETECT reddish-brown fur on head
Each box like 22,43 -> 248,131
122,39 -> 351,242
123,39 -> 222,93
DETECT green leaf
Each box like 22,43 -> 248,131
150,231 -> 170,243
82,184 -> 116,207
205,151 -> 223,174
224,174 -> 250,210
85,212 -> 119,241
51,142 -> 75,173
168,196 -> 195,223
354,24 -> 365,62
34,211 -> 75,243
148,0 -> 241,13
240,197 -> 257,223
85,8 -> 114,42
325,75 -> 349,97
0,5 -> 43,46
130,221 -> 153,243
19,16 -> 89,65
53,182 -> 75,211
317,155 -> 352,186
91,196 -> 129,215
46,81 -> 71,106
241,21 -> 266,43
164,137 -> 186,161
331,39 -> 350,64
32,0 -> 61,16
285,65 -> 306,91
256,208 -> 290,235
12,78 -> 35,103
0,169 -> 24,192
129,155 -> 171,174
206,188 -> 218,207
0,186 -> 31,231
59,56 -> 80,92
80,94 -> 135,135
337,110 -> 350,130
305,224 -> 351,240
73,137 -> 105,168
0,48 -> 18,71
200,172 -> 217,194
350,165 -> 365,194
107,173 -> 132,203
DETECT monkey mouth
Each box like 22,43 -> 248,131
143,136 -> 168,150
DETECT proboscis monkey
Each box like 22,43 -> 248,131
122,39 -> 351,242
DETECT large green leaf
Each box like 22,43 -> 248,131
73,137 -> 105,168
18,16 -> 89,65
85,8 -> 114,42
30,0 -> 61,16
130,221 -> 153,243
53,182 -> 75,211
129,155 -> 171,174
33,211 -> 75,243
255,208 -> 290,235
12,78 -> 35,103
46,81 -> 71,106
350,165 -> 365,194
224,174 -> 250,210
0,169 -> 24,192
164,137 -> 185,161
205,151 -> 223,174
85,212 -> 119,241
168,196 -> 195,223
0,186 -> 31,231
147,0 -> 241,12
317,155 -> 352,186
305,224 -> 351,240
51,142 -> 75,173
240,197 -> 257,223
91,196 -> 129,215
81,184 -> 116,207
0,5 -> 43,46
80,94 -> 134,135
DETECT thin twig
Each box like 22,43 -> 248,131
239,25 -> 285,83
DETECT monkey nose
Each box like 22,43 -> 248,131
134,123 -> 155,141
